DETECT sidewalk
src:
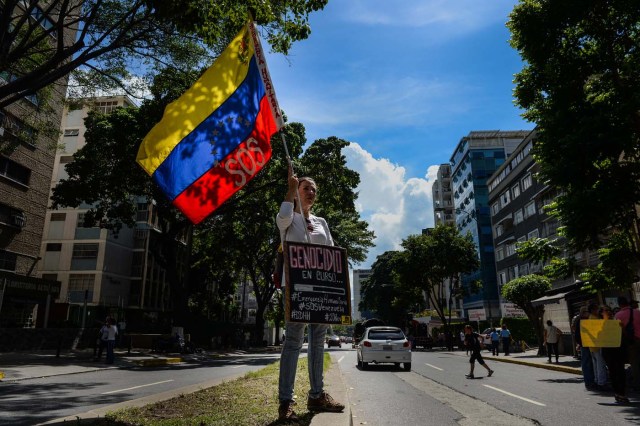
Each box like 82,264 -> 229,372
0,346 -> 579,425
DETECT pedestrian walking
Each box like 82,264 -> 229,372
463,324 -> 494,379
500,324 -> 511,355
544,320 -> 561,363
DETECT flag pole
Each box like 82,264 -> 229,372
248,17 -> 311,242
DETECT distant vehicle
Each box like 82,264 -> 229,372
327,335 -> 342,348
357,326 -> 412,371
481,328 -> 494,348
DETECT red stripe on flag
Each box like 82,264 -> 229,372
172,96 -> 277,224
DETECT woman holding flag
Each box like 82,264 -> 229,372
276,164 -> 345,421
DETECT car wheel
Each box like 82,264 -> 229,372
362,361 -> 369,370
394,363 -> 401,369
357,357 -> 362,368
403,362 -> 411,371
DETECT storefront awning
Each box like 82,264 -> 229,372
531,291 -> 572,307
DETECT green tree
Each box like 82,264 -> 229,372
396,225 -> 480,346
508,1 -> 640,290
359,251 -> 424,327
1,0 -> 328,109
501,275 -> 551,355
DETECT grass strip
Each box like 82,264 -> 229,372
96,353 -> 330,425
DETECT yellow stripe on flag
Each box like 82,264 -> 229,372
136,26 -> 255,175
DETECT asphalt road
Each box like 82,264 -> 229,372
336,347 -> 640,426
0,352 -> 281,426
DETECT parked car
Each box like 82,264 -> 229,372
327,335 -> 342,348
357,326 -> 412,371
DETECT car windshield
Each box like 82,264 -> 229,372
368,330 -> 405,340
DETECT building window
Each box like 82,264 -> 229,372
519,263 -> 529,275
498,270 -> 507,286
136,202 -> 149,222
93,101 -> 119,114
491,202 -> 499,215
46,243 -> 62,251
514,209 -> 524,225
68,274 -> 95,302
0,156 -> 31,186
500,190 -> 510,208
506,242 -> 516,257
50,213 -> 66,221
524,201 -> 536,218
59,156 -> 73,164
512,183 -> 520,199
528,229 -> 539,240
0,249 -> 18,271
0,112 -> 36,146
495,224 -> 504,238
72,243 -> 99,259
64,129 -> 80,136
521,174 -> 533,191
495,246 -> 505,261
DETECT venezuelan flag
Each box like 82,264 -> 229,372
136,22 -> 282,224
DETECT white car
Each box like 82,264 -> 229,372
357,326 -> 412,371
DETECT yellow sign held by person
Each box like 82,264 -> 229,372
580,319 -> 622,347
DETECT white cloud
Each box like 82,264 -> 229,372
335,0 -> 511,32
344,142 -> 438,267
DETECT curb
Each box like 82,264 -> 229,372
486,355 -> 582,375
310,355 -> 352,426
131,357 -> 182,367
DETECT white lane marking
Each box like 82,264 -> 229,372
483,384 -> 546,406
338,356 -> 344,363
102,380 -> 174,394
425,363 -> 443,371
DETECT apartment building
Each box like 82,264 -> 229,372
449,130 -> 531,320
39,96 -> 190,328
352,269 -> 371,321
487,130 -> 597,329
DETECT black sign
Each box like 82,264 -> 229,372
284,242 -> 351,325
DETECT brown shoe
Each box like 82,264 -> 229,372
307,391 -> 345,412
278,400 -> 299,421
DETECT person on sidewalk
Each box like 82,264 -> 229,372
574,306 -> 596,390
601,306 -> 629,403
500,324 -> 511,356
95,320 -> 109,361
544,320 -> 561,363
463,324 -> 494,379
276,166 -> 345,422
490,328 -> 500,356
105,318 -> 118,364
614,296 -> 640,391
587,303 -> 608,390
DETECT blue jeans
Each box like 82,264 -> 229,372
581,346 -> 595,386
590,349 -> 608,386
279,322 -> 328,402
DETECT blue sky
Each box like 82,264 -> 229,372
265,0 -> 534,268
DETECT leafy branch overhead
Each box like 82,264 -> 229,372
1,0 -> 328,109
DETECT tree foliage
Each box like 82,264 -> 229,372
501,274 -> 551,355
359,251 -> 424,327
1,0 -> 328,108
508,1 -> 640,256
395,225 -> 480,332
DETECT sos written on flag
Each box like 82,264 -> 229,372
136,21 -> 283,224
